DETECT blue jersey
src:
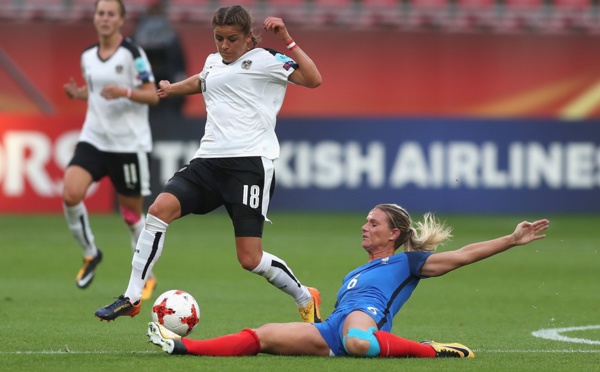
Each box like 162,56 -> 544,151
314,251 -> 431,356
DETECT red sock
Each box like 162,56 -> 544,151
181,329 -> 260,356
374,331 -> 436,358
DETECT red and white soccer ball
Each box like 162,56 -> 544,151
151,289 -> 200,337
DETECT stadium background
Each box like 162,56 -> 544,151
1,0 -> 599,213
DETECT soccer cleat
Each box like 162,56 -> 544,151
141,274 -> 157,301
94,295 -> 141,321
76,249 -> 103,289
421,341 -> 475,358
298,287 -> 322,323
147,321 -> 187,355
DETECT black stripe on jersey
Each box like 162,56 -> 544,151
376,275 -> 416,329
121,37 -> 142,59
263,47 -> 283,56
121,37 -> 153,83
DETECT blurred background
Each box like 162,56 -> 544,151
1,0 -> 599,214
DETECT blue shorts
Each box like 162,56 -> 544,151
314,306 -> 382,357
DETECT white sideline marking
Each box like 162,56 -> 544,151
0,350 -> 160,355
479,349 -> 600,353
531,325 -> 600,345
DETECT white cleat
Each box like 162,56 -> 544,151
147,322 -> 182,354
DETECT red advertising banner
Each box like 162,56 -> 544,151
0,115 -> 114,213
2,21 -> 600,119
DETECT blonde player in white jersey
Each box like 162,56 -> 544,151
62,0 -> 159,299
95,5 -> 323,323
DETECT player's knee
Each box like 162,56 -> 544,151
62,187 -> 83,206
343,327 -> 380,357
238,255 -> 260,271
147,196 -> 179,223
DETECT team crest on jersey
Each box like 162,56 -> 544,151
241,60 -> 252,70
115,65 -> 123,73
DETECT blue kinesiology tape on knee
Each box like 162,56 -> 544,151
343,327 -> 381,357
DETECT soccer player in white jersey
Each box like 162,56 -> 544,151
62,0 -> 159,299
95,5 -> 323,323
145,204 -> 549,359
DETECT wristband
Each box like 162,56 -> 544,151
126,87 -> 132,98
286,40 -> 298,51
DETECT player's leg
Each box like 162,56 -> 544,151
94,192 -> 178,321
110,151 -> 158,300
255,322 -> 330,356
62,142 -> 104,289
117,193 -> 157,300
124,191 -> 180,303
340,310 -> 381,357
117,195 -> 145,255
147,321 -> 260,356
236,236 -> 321,322
95,160 -> 216,320
63,166 -> 97,257
342,310 -> 473,358
225,157 -> 321,322
342,310 -> 434,357
147,321 -> 329,356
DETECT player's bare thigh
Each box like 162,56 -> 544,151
63,165 -> 94,205
255,322 -> 330,356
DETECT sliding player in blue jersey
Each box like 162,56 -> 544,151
147,203 -> 549,359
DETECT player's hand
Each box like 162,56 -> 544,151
64,77 -> 80,99
511,219 -> 549,246
100,84 -> 124,100
264,17 -> 290,41
157,80 -> 171,98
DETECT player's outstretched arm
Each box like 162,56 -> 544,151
420,219 -> 549,277
157,75 -> 203,98
263,16 -> 322,89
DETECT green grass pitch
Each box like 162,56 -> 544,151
1,211 -> 598,371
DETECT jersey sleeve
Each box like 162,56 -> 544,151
135,47 -> 155,84
263,48 -> 297,83
405,251 -> 433,278
121,38 -> 154,85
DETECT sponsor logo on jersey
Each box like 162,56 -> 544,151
134,57 -> 148,73
241,60 -> 252,70
275,53 -> 298,71
134,56 -> 152,81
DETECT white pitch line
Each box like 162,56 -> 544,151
531,325 -> 600,345
0,350 -> 160,355
477,349 -> 600,353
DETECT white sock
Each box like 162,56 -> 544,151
251,251 -> 311,307
126,214 -> 154,279
63,202 -> 97,258
127,214 -> 145,254
124,214 -> 168,302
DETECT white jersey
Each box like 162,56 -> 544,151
193,48 -> 296,160
78,38 -> 155,153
